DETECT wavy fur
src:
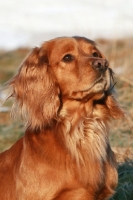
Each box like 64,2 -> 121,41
0,36 -> 124,200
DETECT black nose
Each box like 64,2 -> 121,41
92,59 -> 109,72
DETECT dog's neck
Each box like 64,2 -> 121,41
56,99 -> 110,165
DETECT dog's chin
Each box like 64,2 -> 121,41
90,72 -> 112,101
69,69 -> 112,101
70,81 -> 110,102
92,81 -> 107,93
93,68 -> 111,92
87,81 -> 108,101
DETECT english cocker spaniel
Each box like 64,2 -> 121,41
0,36 -> 124,200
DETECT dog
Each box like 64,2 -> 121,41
0,36 -> 124,200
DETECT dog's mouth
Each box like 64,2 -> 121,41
104,67 -> 115,91
71,68 -> 114,101
94,67 -> 112,92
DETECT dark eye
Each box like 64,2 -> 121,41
62,54 -> 74,62
93,52 -> 99,57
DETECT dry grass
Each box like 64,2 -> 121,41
0,48 -> 29,83
97,38 -> 133,162
0,37 -> 133,200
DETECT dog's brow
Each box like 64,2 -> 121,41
78,47 -> 100,59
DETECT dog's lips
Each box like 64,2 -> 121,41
82,74 -> 110,94
91,68 -> 112,92
104,68 -> 111,91
70,68 -> 112,101
80,68 -> 111,93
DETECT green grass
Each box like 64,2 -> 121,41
111,161 -> 133,200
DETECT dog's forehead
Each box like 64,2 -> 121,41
51,37 -> 78,54
76,39 -> 97,54
49,37 -> 97,56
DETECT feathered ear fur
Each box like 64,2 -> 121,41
8,46 -> 60,129
106,94 -> 124,119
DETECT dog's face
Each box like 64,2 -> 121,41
40,36 -> 111,101
9,36 -> 123,128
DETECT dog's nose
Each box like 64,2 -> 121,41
92,59 -> 109,72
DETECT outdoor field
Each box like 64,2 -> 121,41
0,37 -> 133,199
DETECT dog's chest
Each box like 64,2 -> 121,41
61,116 -> 108,163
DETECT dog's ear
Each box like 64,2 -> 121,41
106,94 -> 124,119
8,45 -> 60,129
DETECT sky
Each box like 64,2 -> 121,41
0,0 -> 133,49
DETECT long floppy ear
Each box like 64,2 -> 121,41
8,46 -> 60,129
106,94 -> 124,119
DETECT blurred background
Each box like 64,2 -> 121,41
0,0 -> 133,50
0,0 -> 133,199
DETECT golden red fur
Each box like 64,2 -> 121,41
0,36 -> 124,200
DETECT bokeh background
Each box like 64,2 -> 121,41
0,0 -> 133,50
0,0 -> 133,199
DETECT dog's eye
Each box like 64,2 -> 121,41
62,54 -> 74,62
93,52 -> 99,57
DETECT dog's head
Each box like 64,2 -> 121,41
8,36 -> 124,129
45,36 -> 111,101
